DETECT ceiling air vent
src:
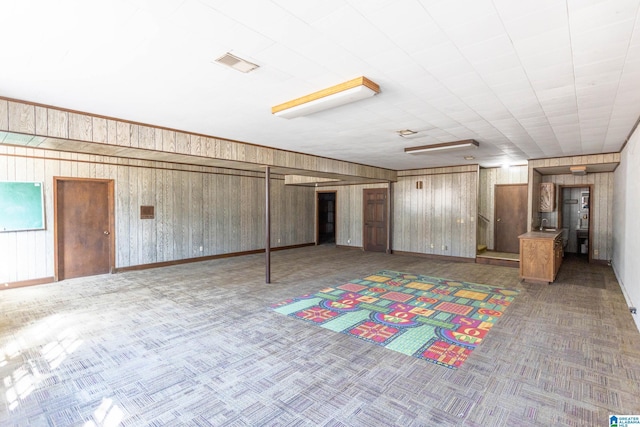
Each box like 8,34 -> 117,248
215,53 -> 259,73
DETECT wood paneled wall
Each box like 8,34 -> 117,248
319,183 -> 388,247
0,146 -> 314,283
478,166 -> 528,250
393,166 -> 478,258
528,154 -> 620,262
0,98 -> 396,182
537,173 -> 614,261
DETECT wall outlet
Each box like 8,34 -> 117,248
430,243 -> 434,249
631,307 -> 637,315
348,239 -> 351,244
277,238 -> 281,243
442,245 -> 448,251
593,249 -> 599,256
199,246 -> 203,252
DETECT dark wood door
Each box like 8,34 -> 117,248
363,188 -> 387,252
494,184 -> 527,254
56,178 -> 113,280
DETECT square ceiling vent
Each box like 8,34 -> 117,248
215,53 -> 259,73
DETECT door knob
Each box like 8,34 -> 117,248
496,218 -> 501,222
104,230 -> 110,235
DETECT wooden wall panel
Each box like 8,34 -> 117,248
392,169 -> 478,258
320,183 -> 388,248
0,98 -> 396,183
536,172 -> 614,261
0,146 -> 315,283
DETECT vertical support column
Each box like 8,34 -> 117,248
265,166 -> 271,284
386,182 -> 392,254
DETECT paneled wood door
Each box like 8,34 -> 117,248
363,188 -> 387,252
494,184 -> 528,254
55,178 -> 114,280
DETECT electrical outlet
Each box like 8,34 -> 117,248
593,249 -> 599,256
199,246 -> 203,252
348,239 -> 351,244
442,245 -> 448,250
631,307 -> 637,315
277,238 -> 281,243
430,243 -> 434,249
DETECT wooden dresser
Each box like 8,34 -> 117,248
518,230 -> 563,284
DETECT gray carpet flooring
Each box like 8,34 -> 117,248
1,246 -> 639,426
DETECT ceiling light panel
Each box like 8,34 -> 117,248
272,77 -> 380,119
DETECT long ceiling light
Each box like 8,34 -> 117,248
405,139 -> 479,154
272,76 -> 380,119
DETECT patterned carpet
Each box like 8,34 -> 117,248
272,270 -> 519,369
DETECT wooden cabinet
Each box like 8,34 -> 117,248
519,231 -> 563,283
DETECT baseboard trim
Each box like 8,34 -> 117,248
475,257 -> 519,268
115,243 -> 315,273
392,250 -> 476,263
1,276 -> 55,291
336,245 -> 363,250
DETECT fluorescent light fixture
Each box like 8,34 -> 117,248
570,165 -> 587,176
272,76 -> 380,119
405,139 -> 479,154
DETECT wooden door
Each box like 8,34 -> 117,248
494,184 -> 527,254
363,188 -> 387,252
55,178 -> 114,280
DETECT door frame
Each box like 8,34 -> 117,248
557,184 -> 593,263
315,190 -> 337,245
53,177 -> 116,281
493,183 -> 528,253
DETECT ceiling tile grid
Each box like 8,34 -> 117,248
0,0 -> 638,170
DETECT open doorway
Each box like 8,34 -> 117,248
317,191 -> 336,245
557,185 -> 593,263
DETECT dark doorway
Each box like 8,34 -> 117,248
557,184 -> 593,263
363,188 -> 387,252
317,191 -> 336,245
494,184 -> 528,254
55,178 -> 115,280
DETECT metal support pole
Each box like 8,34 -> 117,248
265,166 -> 271,283
387,182 -> 392,254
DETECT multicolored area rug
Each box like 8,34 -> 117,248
271,270 -> 519,369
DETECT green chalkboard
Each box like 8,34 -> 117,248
0,181 -> 45,232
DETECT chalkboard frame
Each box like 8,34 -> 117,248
0,181 -> 46,232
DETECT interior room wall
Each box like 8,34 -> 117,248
478,165 -> 528,250
538,173 -> 613,261
0,145 -> 315,284
613,123 -> 640,332
318,183 -> 388,248
393,166 -> 478,259
527,153 -> 619,262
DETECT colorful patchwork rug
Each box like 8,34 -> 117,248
271,270 -> 519,369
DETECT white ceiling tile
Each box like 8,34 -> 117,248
1,0 -> 638,169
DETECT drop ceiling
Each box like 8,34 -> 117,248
1,0 -> 639,171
